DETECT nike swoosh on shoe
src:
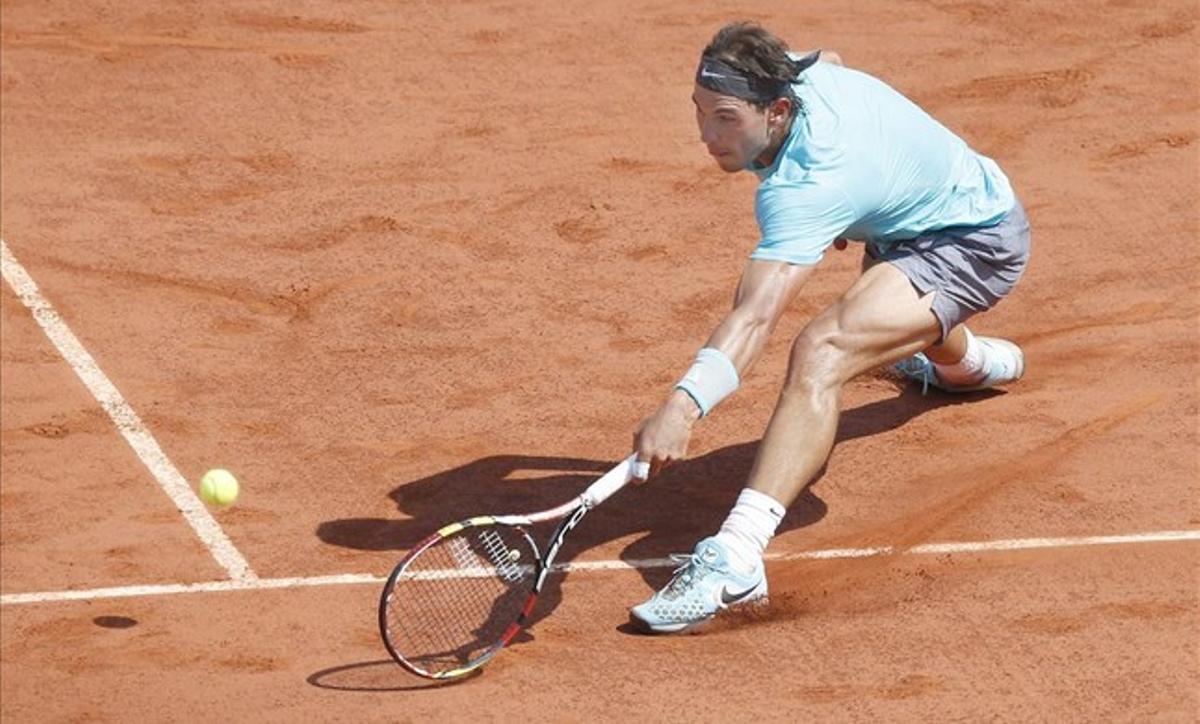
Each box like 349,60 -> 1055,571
719,583 -> 760,605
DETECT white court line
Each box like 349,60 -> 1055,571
0,239 -> 255,582
2,529 -> 1196,606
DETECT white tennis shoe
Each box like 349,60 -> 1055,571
629,537 -> 767,634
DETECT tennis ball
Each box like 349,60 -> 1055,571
199,469 -> 239,506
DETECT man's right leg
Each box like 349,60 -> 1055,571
924,323 -> 969,364
861,248 -> 972,366
884,200 -> 1031,393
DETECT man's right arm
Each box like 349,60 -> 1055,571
633,259 -> 815,479
705,259 -> 815,375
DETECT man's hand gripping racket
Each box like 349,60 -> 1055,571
379,454 -> 645,680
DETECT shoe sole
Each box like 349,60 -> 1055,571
628,589 -> 769,635
627,612 -> 713,635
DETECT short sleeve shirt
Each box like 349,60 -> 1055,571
751,60 -> 1015,265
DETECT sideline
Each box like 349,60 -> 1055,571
1,239 -> 256,582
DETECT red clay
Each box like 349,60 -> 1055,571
2,0 -> 1197,720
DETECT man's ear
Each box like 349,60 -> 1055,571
769,97 -> 792,125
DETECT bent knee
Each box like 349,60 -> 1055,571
785,326 -> 851,390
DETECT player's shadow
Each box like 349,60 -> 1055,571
318,385 -> 985,639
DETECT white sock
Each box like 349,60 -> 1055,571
713,488 -> 785,574
933,328 -> 987,385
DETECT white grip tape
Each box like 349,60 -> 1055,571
631,460 -> 651,479
580,454 -> 638,508
675,347 -> 740,416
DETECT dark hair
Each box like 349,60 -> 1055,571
701,22 -> 803,111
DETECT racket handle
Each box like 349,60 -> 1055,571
580,453 -> 638,509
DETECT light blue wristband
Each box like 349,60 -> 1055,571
674,347 -> 740,416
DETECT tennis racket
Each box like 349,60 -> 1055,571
379,454 -> 642,680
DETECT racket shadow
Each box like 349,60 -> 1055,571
317,386 -> 976,638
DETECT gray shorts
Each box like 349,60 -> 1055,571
866,200 -> 1031,341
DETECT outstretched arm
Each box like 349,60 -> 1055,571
633,259 -> 815,480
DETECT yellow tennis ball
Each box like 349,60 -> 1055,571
199,469 -> 239,506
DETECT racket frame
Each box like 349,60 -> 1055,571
379,455 -> 636,680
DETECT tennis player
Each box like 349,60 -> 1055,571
629,22 -> 1030,633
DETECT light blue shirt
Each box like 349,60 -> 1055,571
751,60 -> 1015,265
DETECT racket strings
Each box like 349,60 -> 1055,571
411,540 -> 524,662
480,528 -> 525,582
384,526 -> 536,676
389,549 -> 493,664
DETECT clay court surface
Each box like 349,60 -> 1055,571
2,0 -> 1198,720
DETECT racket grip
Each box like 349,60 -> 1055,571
580,453 -> 638,508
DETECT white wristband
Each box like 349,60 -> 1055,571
675,347 -> 740,417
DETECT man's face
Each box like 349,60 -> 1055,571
692,83 -> 771,173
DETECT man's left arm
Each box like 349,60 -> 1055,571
800,49 -> 844,66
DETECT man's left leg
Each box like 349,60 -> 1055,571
630,262 -> 943,633
741,261 -> 943,508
